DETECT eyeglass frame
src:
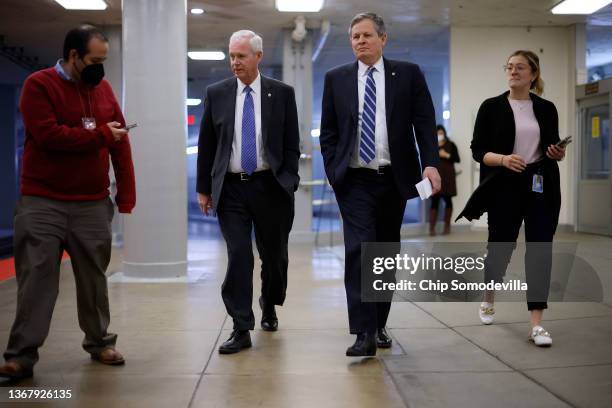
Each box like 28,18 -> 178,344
503,64 -> 530,72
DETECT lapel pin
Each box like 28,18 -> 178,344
268,93 -> 272,97
392,72 -> 396,76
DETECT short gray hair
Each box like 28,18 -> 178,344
348,13 -> 386,36
229,30 -> 263,53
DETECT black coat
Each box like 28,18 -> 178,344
457,91 -> 561,224
196,76 -> 301,208
319,58 -> 439,199
436,140 -> 460,196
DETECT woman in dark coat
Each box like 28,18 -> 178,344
430,125 -> 460,235
457,50 -> 566,347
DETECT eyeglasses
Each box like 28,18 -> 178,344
503,64 -> 529,72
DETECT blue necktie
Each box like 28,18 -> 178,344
241,86 -> 257,175
360,67 -> 376,164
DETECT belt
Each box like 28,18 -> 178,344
348,166 -> 392,175
225,169 -> 272,182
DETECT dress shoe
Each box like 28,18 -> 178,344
91,347 -> 125,365
0,361 -> 33,380
219,330 -> 252,354
376,328 -> 392,348
259,296 -> 278,332
529,325 -> 552,347
346,332 -> 376,357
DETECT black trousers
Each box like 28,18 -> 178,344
4,196 -> 117,370
334,168 -> 406,334
216,171 -> 294,330
484,164 -> 557,310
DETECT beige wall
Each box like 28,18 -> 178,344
450,26 -> 577,228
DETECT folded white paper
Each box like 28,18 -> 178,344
415,178 -> 433,200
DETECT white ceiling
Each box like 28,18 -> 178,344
1,0 -> 611,78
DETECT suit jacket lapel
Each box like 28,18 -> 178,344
383,58 -> 395,132
225,79 -> 237,146
260,76 -> 272,149
348,61 -> 359,122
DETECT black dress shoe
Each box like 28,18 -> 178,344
376,328 -> 392,348
218,330 -> 252,354
0,361 -> 33,381
259,296 -> 278,332
346,332 -> 376,357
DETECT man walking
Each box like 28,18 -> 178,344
196,30 -> 300,354
320,13 -> 441,356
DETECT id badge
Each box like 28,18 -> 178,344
532,174 -> 543,193
82,117 -> 97,130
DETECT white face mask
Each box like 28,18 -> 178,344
437,135 -> 445,143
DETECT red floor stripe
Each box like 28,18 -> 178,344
0,252 -> 69,282
0,258 -> 15,281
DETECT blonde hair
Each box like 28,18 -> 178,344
508,50 -> 544,95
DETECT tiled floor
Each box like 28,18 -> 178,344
0,229 -> 611,407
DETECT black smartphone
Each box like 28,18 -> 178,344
556,135 -> 572,148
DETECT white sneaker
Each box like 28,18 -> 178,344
479,302 -> 495,325
529,326 -> 552,347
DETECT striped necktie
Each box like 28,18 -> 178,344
360,66 -> 376,164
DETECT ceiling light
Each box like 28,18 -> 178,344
188,51 -> 226,60
551,0 -> 612,14
54,0 -> 107,10
190,8 -> 204,15
442,110 -> 450,120
276,0 -> 324,12
186,98 -> 202,106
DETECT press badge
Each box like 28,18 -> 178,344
532,174 -> 543,193
82,117 -> 97,130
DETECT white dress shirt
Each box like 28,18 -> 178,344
229,72 -> 269,173
350,57 -> 391,169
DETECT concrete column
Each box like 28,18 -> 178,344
121,0 -> 187,278
282,28 -> 313,241
102,25 -> 124,246
104,25 -> 123,101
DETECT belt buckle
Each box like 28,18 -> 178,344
377,166 -> 385,175
240,172 -> 250,181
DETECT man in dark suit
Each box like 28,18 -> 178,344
196,30 -> 300,354
320,13 -> 441,356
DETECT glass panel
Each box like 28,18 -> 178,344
582,104 -> 610,180
586,21 -> 612,83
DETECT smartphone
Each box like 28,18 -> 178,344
556,135 -> 572,148
125,123 -> 138,130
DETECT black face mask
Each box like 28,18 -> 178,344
78,60 -> 105,86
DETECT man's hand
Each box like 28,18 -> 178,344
197,193 -> 213,216
423,166 -> 441,195
107,122 -> 127,142
546,144 -> 566,161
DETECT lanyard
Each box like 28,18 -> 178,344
74,83 -> 94,118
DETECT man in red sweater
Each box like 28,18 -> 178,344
0,25 -> 136,381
